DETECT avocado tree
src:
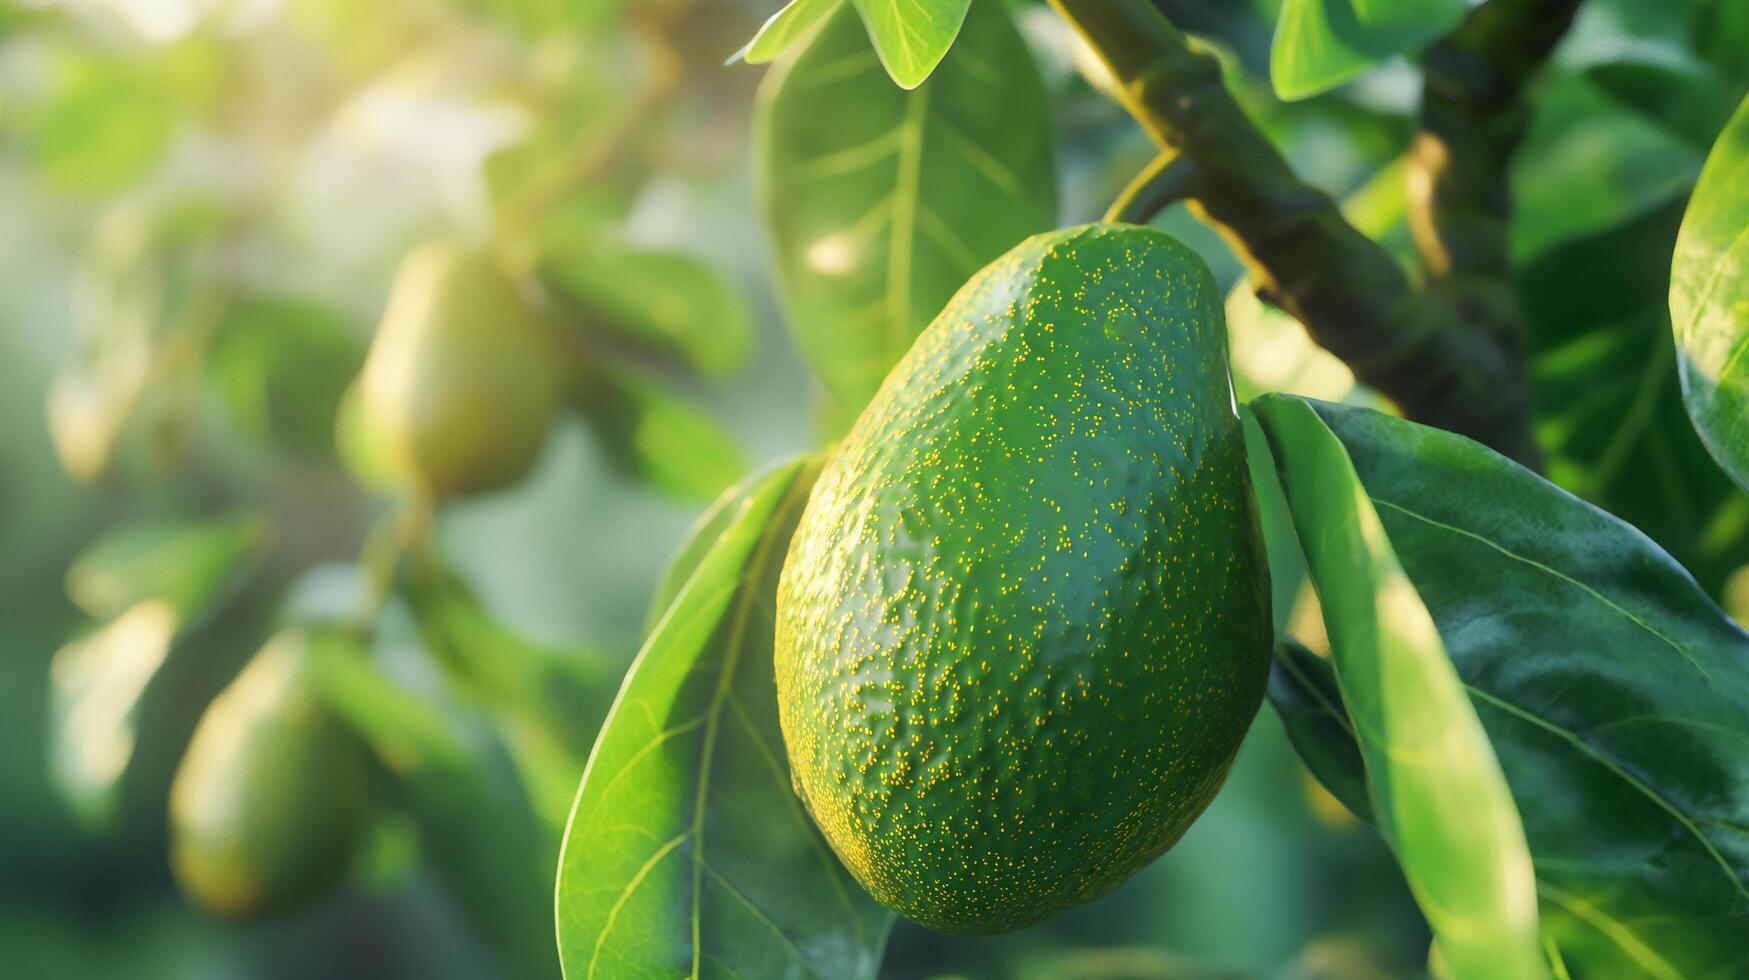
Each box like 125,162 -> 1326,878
9,0 -> 1749,977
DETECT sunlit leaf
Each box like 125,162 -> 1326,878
556,456 -> 893,980
850,0 -> 972,89
1256,395 -> 1749,978
756,0 -> 1056,413
28,58 -> 177,193
1270,0 -> 1468,101
736,0 -> 842,65
1671,92 -> 1749,494
541,243 -> 754,377
48,601 -> 181,829
1252,395 -> 1545,980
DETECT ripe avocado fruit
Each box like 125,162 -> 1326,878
169,630 -> 373,918
775,224 -> 1272,934
353,240 -> 562,497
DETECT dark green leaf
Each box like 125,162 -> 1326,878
1585,58 -> 1737,152
541,244 -> 754,377
556,456 -> 893,980
1514,72 -> 1702,260
1672,93 -> 1749,495
756,0 -> 1056,412
1270,0 -> 1468,101
850,0 -> 972,89
1252,395 -> 1545,980
1518,193 -> 1749,594
66,512 -> 271,624
1256,395 -> 1749,978
1266,640 -> 1372,825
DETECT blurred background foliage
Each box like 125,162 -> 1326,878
0,0 -> 1744,977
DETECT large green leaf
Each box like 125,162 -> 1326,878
1671,93 -> 1749,495
1270,0 -> 1469,102
756,0 -> 1056,413
1253,395 -> 1545,980
1266,639 -> 1372,825
1254,395 -> 1749,978
555,456 -> 893,980
1519,192 -> 1749,594
850,0 -> 972,89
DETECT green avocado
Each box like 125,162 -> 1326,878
354,240 -> 562,497
775,224 -> 1271,934
169,630 -> 373,918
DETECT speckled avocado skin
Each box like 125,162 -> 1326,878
774,224 -> 1271,934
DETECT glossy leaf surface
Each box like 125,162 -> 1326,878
556,457 -> 892,980
756,0 -> 1055,412
1270,0 -> 1468,101
1672,93 -> 1749,493
1257,395 -> 1749,978
1254,395 -> 1545,980
736,0 -> 842,65
850,0 -> 972,89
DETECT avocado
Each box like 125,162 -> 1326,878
775,224 -> 1271,934
354,240 -> 562,497
170,630 -> 373,918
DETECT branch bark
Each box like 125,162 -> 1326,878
1409,0 -> 1583,353
1048,0 -> 1554,467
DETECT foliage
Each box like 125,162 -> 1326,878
8,0 -> 1749,977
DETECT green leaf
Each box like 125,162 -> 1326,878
47,601 -> 182,829
1518,192 -> 1749,594
28,57 -> 178,193
850,0 -> 972,89
1585,57 -> 1737,152
644,467 -> 779,636
1672,93 -> 1749,495
571,364 -> 746,501
540,244 -> 754,377
1270,0 -> 1469,102
756,0 -> 1056,412
1514,72 -> 1703,260
1256,395 -> 1749,978
66,513 -> 271,624
1252,395 -> 1546,980
310,634 -> 558,980
207,296 -> 363,457
736,0 -> 843,65
1266,640 -> 1372,824
556,456 -> 893,980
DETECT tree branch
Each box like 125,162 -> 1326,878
1048,0 -> 1545,467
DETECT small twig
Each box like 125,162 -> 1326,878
1105,151 -> 1204,224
